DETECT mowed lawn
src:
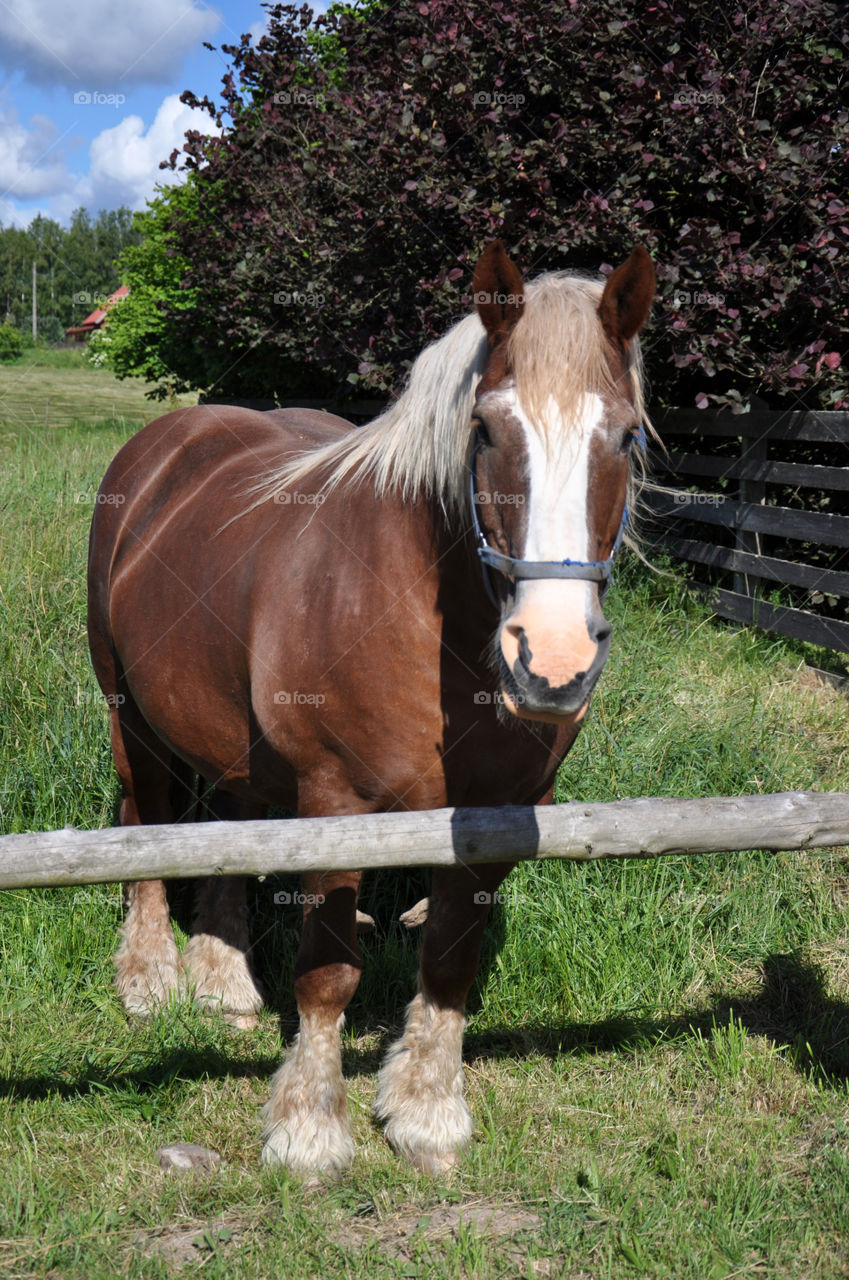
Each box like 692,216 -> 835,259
0,345 -> 194,434
1,363 -> 849,1278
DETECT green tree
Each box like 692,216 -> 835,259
28,215 -> 65,317
0,227 -> 32,329
78,0 -> 849,409
151,0 -> 847,410
0,206 -> 142,335
88,183 -> 202,396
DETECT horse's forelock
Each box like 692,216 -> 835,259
507,274 -> 646,437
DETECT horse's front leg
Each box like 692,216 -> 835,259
375,860 -> 515,1173
261,870 -> 363,1173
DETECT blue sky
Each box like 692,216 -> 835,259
0,1 -> 300,227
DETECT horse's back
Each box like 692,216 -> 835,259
105,403 -> 353,485
263,406 -> 355,445
89,402 -> 353,566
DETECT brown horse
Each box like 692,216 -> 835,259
87,241 -> 654,1173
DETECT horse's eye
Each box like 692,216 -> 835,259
621,426 -> 638,452
472,417 -> 492,448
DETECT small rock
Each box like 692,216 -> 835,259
157,1143 -> 221,1174
356,909 -> 375,932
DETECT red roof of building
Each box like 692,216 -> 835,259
66,284 -> 130,337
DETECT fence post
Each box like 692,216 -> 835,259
734,415 -> 769,614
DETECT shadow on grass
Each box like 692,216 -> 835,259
714,951 -> 849,1084
0,1043 -> 283,1103
5,959 -> 846,1107
459,950 -> 849,1085
4,934 -> 845,1104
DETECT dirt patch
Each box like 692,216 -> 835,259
133,1215 -> 249,1269
135,1200 -> 546,1272
342,1199 -> 543,1264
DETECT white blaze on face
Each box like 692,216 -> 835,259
499,387 -> 605,692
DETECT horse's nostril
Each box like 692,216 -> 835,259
590,617 -> 612,646
504,624 -> 532,665
517,629 -> 534,670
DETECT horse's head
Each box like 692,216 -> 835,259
470,240 -> 655,724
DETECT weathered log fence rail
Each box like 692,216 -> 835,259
1,791 -> 848,891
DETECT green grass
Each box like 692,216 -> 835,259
0,343 -> 195,435
3,406 -> 849,1277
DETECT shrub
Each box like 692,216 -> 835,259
36,316 -> 67,346
0,322 -> 24,362
142,0 -> 847,409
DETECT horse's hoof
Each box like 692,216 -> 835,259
260,1120 -> 354,1174
181,933 -> 264,1020
222,1011 -> 260,1030
116,960 -> 182,1018
407,1148 -> 460,1176
399,897 -> 429,928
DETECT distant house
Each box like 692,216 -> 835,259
66,285 -> 130,341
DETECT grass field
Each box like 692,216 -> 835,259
0,345 -> 195,434
2,373 -> 849,1278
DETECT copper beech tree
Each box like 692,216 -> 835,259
113,0 -> 847,410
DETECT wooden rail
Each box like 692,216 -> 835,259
1,792 -> 847,890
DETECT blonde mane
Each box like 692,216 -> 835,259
245,271 -> 648,524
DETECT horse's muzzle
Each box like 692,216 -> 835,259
498,623 -> 612,721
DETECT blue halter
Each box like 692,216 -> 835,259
468,432 -> 628,608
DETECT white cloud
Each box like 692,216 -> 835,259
86,94 -> 219,209
0,92 -> 219,225
0,0 -> 221,89
247,17 -> 270,45
0,105 -> 72,205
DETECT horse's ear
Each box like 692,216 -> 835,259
598,246 -> 656,342
473,241 -> 526,345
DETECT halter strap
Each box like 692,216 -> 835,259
468,433 -> 628,606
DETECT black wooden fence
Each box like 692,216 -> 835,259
645,409 -> 849,655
